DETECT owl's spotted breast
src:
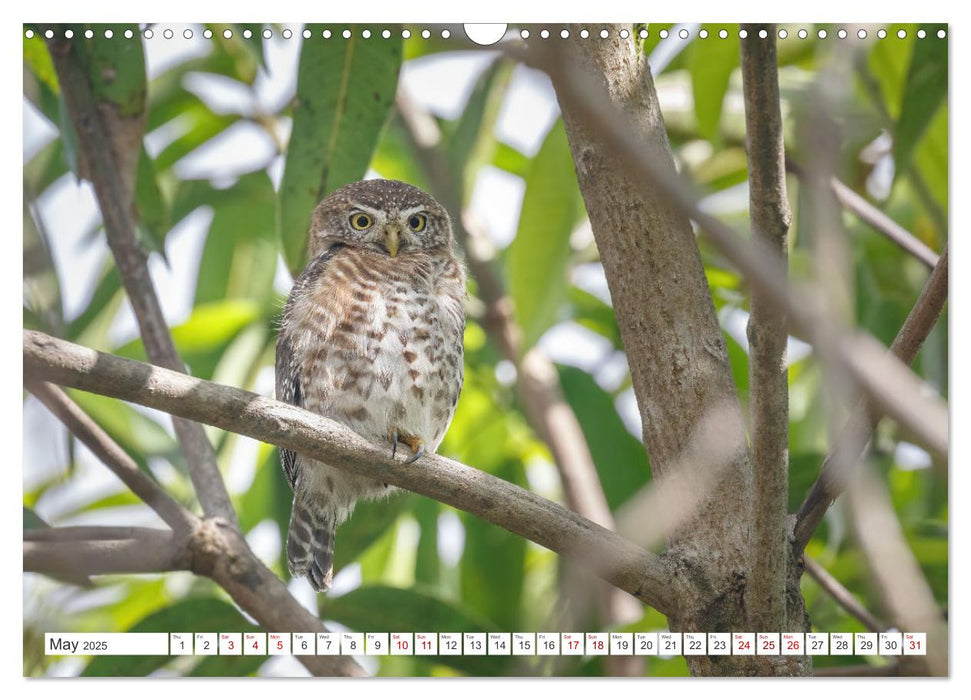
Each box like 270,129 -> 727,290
286,246 -> 465,454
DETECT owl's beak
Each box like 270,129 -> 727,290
383,224 -> 400,258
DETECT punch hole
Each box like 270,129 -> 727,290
223,29 -> 233,39
580,29 -> 589,39
837,29 -> 847,39
104,29 -> 113,39
541,29 -> 550,39
897,29 -> 907,38
421,29 -> 431,39
758,29 -> 767,39
877,29 -> 886,39
778,29 -> 788,39
857,29 -> 867,39
640,28 -> 648,39
163,29 -> 173,39
283,29 -> 292,39
143,29 -> 153,39
739,29 -> 748,39
818,29 -> 827,39
243,28 -> 252,39
520,29 -> 529,39
362,29 -> 371,39
24,29 -> 34,39
798,29 -> 808,39
342,29 -> 351,39
183,29 -> 193,40
322,29 -> 332,38
620,29 -> 630,39
44,29 -> 53,39
599,29 -> 608,39
203,29 -> 213,39
561,29 -> 570,39
303,29 -> 311,39
462,24 -> 506,46
85,29 -> 94,39
65,29 -> 74,38
382,29 -> 391,38
401,29 -> 410,39
125,29 -> 134,39
679,29 -> 689,39
917,29 -> 926,38
718,29 -> 728,39
937,29 -> 946,38
441,29 -> 450,39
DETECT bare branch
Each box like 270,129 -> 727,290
794,246 -> 948,552
506,38 -> 948,460
740,24 -> 792,632
25,525 -> 173,542
845,464 -> 947,676
803,555 -> 885,633
45,33 -> 236,527
23,330 -> 683,616
27,381 -> 197,534
24,528 -> 188,576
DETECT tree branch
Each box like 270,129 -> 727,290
23,330 -> 682,616
740,24 -> 792,632
45,32 -> 237,527
793,246 -> 948,552
26,381 -> 197,534
802,555 -> 885,633
507,37 -> 948,460
24,528 -> 188,576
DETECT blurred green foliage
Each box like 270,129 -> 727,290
23,23 -> 947,677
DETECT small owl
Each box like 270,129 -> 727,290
276,179 -> 466,591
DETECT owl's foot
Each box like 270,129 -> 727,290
390,431 -> 425,464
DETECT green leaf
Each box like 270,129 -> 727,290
491,141 -> 530,178
194,172 -> 278,306
557,366 -> 651,511
134,147 -> 170,257
893,25 -> 947,179
505,120 -> 581,350
23,33 -> 59,96
324,585 -> 507,676
23,203 -> 64,336
413,499 -> 440,588
446,58 -> 514,201
333,493 -> 415,573
278,26 -> 402,274
23,505 -> 50,530
460,459 -> 526,632
567,286 -> 622,349
687,26 -> 739,143
82,598 -> 258,677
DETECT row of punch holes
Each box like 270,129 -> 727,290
25,25 -> 948,43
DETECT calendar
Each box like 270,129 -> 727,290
22,14 -> 949,680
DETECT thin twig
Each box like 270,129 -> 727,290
27,381 -> 197,534
740,24 -> 791,632
794,246 -> 948,552
23,329 -> 683,616
803,555 -> 885,633
45,33 -> 237,527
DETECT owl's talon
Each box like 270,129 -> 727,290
390,431 -> 399,459
404,441 -> 425,464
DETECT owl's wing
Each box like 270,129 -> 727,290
275,243 -> 346,489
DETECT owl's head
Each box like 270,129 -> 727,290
308,179 -> 454,259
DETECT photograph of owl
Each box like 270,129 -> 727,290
275,179 -> 466,591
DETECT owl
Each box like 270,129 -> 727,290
276,179 -> 466,592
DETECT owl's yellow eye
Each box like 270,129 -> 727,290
349,213 -> 373,230
408,213 -> 427,232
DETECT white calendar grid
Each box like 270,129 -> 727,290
45,631 -> 927,657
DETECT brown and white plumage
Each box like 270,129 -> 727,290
276,179 -> 465,591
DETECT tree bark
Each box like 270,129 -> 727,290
549,25 -> 809,675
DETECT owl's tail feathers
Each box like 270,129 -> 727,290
286,500 -> 336,592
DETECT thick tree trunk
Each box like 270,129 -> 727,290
550,26 -> 810,675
